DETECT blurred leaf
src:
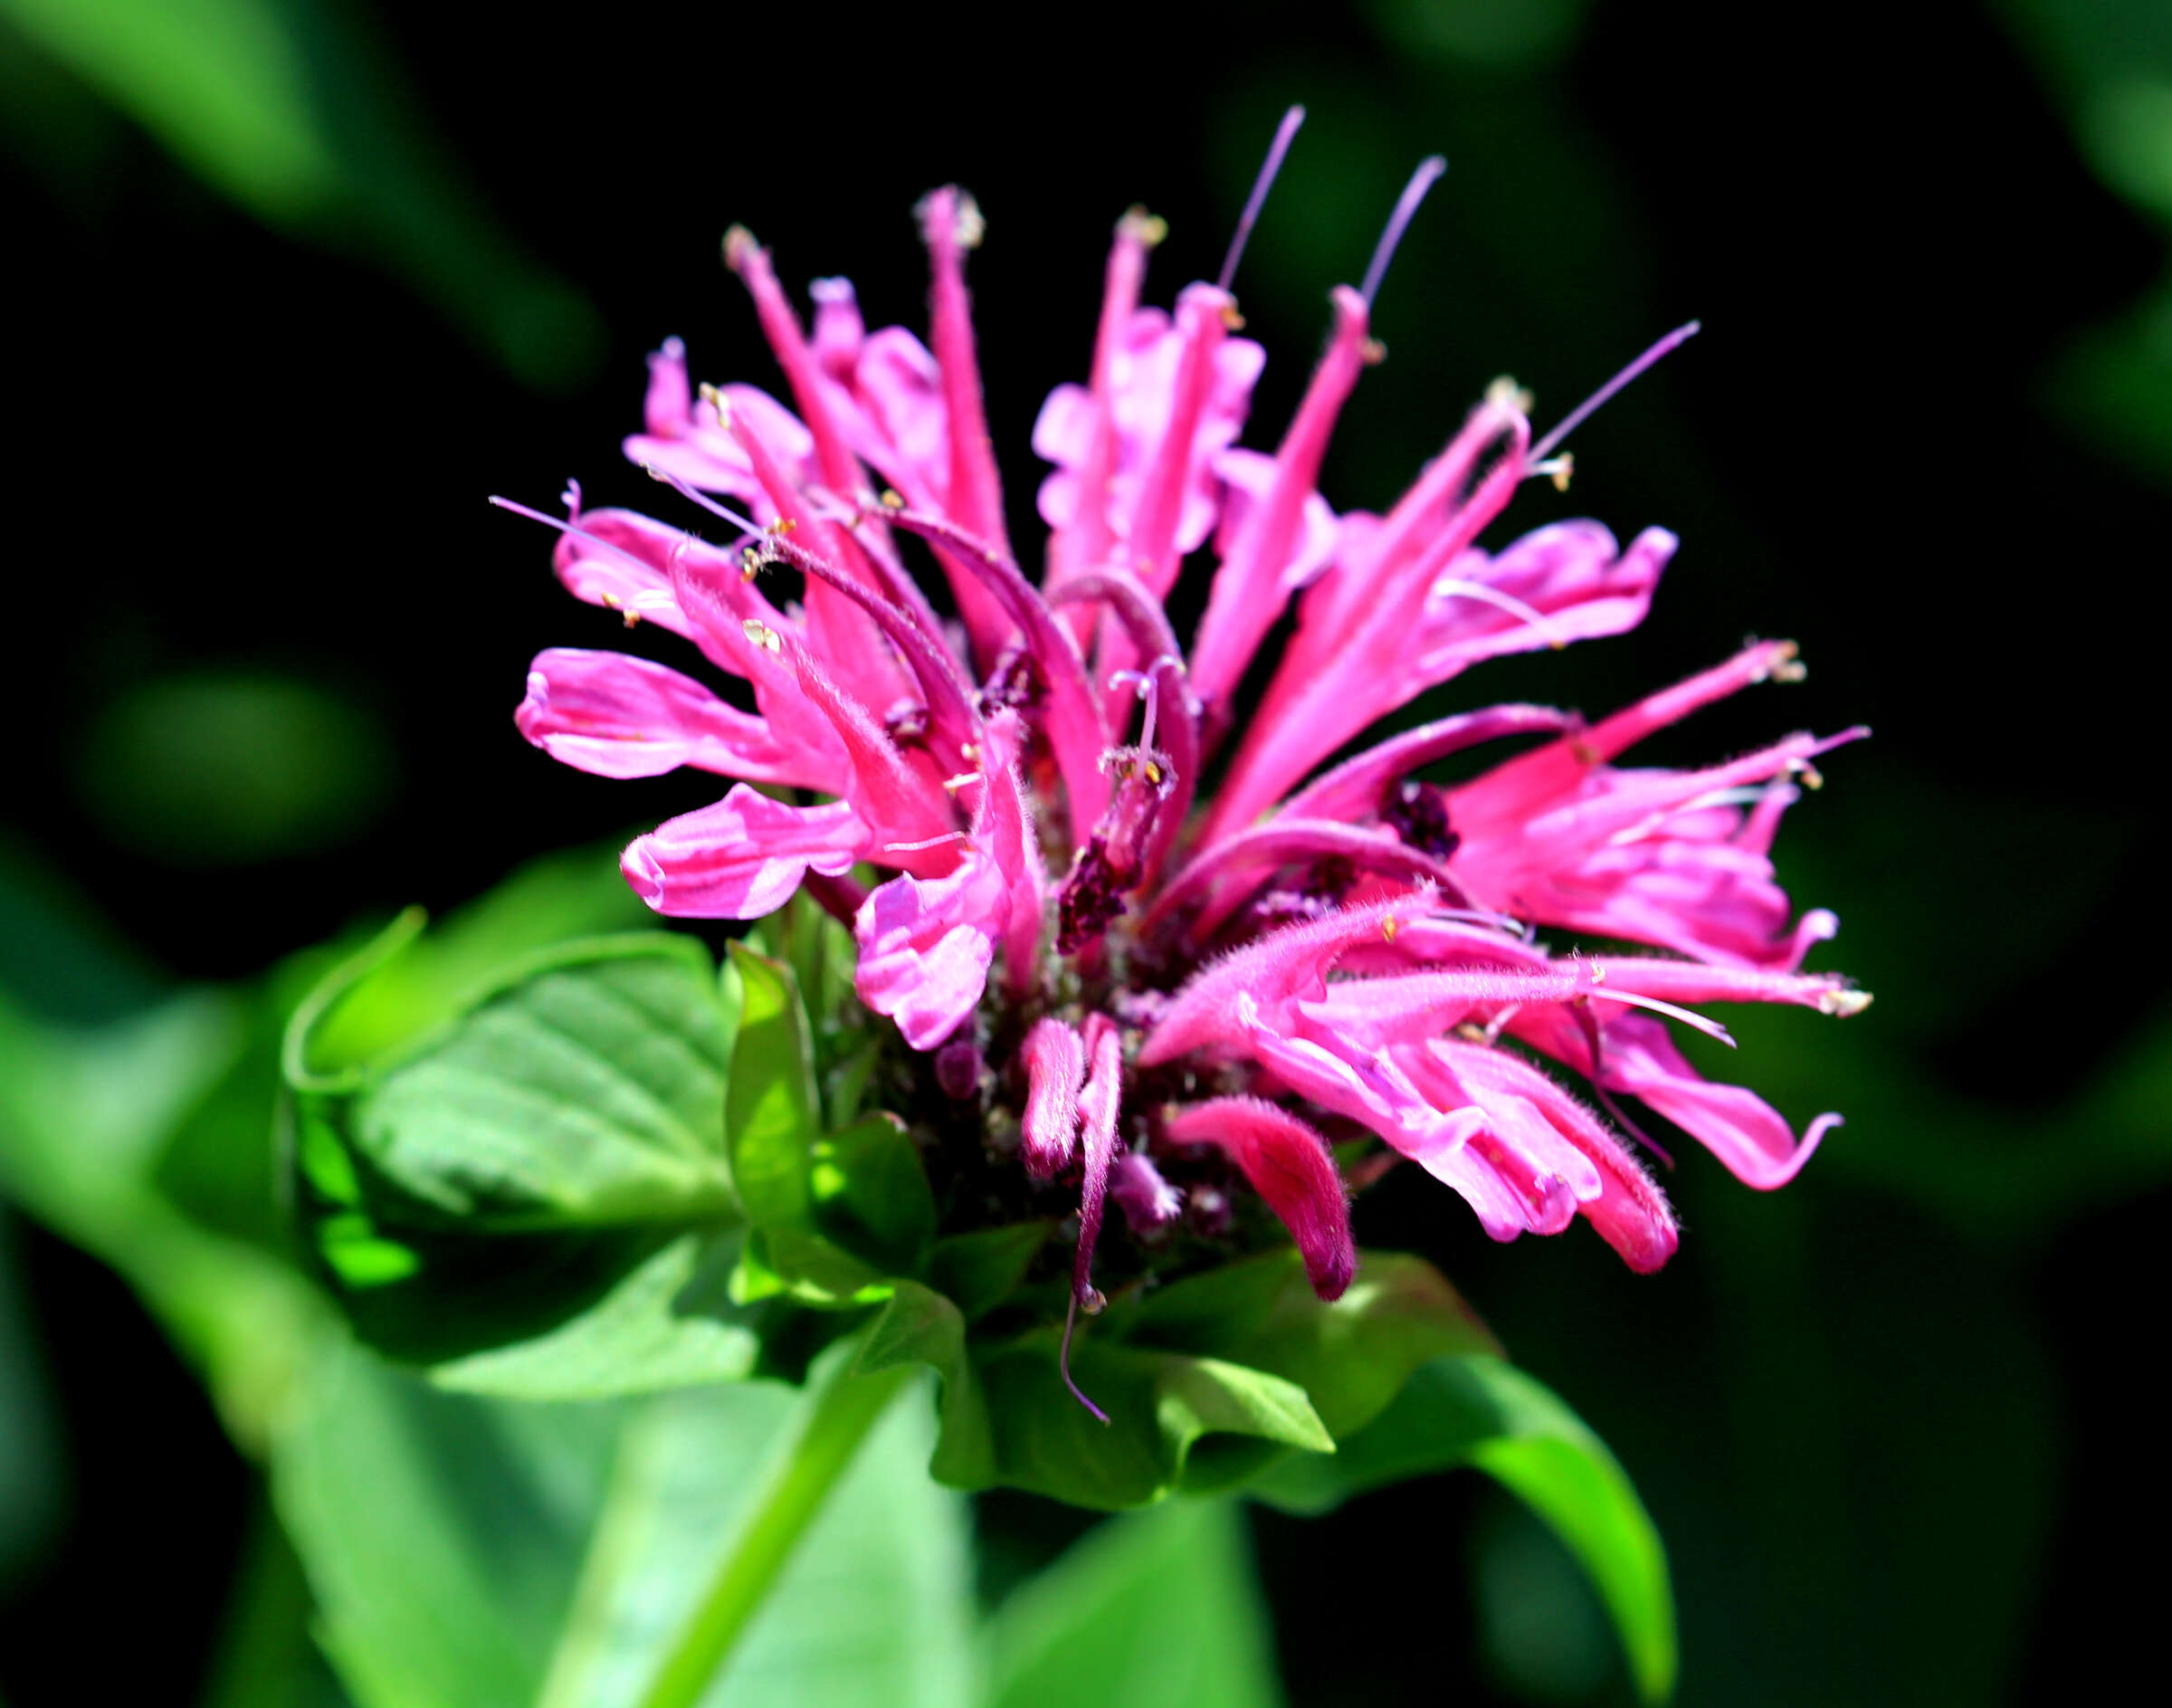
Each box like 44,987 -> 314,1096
0,0 -> 601,386
537,1368 -> 976,1708
74,670 -> 395,868
1254,1354 -> 1675,1704
0,1207 -> 65,1589
274,1335 -> 624,1708
981,1499 -> 1282,1708
155,840 -> 653,1257
0,984 -> 321,1451
286,930 -> 745,1371
276,1334 -> 976,1708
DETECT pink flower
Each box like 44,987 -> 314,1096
501,113 -> 1869,1413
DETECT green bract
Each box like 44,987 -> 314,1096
280,906 -> 1678,1700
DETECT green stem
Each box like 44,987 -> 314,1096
634,1346 -> 914,1708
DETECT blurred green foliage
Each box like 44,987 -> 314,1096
0,0 -> 601,387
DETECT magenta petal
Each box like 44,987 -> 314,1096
853,856 -> 1008,1051
1020,1017 -> 1087,1177
1166,1098 -> 1355,1300
517,648 -> 835,788
1071,1016 -> 1125,1306
1588,1013 -> 1839,1188
1110,1150 -> 1184,1233
622,787 -> 866,920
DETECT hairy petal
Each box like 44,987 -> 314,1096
517,647 -> 835,787
1167,1098 -> 1357,1299
1020,1017 -> 1087,1178
622,787 -> 866,919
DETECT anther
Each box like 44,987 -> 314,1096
1361,337 -> 1388,365
698,382 -> 732,426
722,225 -> 757,273
1528,453 -> 1574,491
1119,205 -> 1168,249
1382,916 -> 1399,942
741,619 -> 782,654
1486,376 -> 1536,415
880,488 -> 905,510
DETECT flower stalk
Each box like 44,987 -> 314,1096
634,1348 -> 915,1708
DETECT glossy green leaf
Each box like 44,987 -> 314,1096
1253,1354 -> 1676,1703
810,1112 -> 937,1278
285,933 -> 743,1371
1125,1248 -> 1497,1439
724,944 -> 820,1228
862,1281 -> 1330,1511
982,1498 -> 1282,1708
929,1222 -> 1053,1322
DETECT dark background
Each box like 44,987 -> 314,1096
4,0 -> 2167,1702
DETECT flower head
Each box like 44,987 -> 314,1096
503,115 -> 1867,1412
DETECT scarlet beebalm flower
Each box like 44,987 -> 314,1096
503,135 -> 1867,1402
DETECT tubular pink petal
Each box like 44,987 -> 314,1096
1044,206 -> 1162,612
516,648 -> 834,787
853,858 -> 1006,1050
724,227 -> 869,506
809,277 -> 864,381
1110,1150 -> 1184,1233
1191,285 -> 1373,711
1020,1017 -> 1087,1178
622,787 -> 867,920
1167,1099 -> 1356,1300
918,187 -> 1011,560
882,506 -> 1111,831
1142,819 -> 1468,946
1140,893 -> 1448,1066
1277,703 -> 1576,826
720,399 -> 913,720
1072,1016 -> 1125,1308
1203,397 -> 1533,844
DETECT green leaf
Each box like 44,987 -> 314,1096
285,933 -> 745,1372
724,944 -> 820,1228
428,1230 -> 766,1400
982,1498 -> 1283,1708
929,1222 -> 1053,1322
1253,1354 -> 1676,1704
274,1336 -> 623,1708
810,1113 -> 937,1278
1127,1248 -> 1497,1440
537,1369 -> 976,1708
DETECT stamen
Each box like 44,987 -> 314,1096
1217,104 -> 1306,292
1575,1005 -> 1677,1169
1360,156 -> 1447,307
641,464 -> 765,538
1059,1294 -> 1110,1426
1529,320 -> 1701,463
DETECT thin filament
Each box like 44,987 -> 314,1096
1060,1294 -> 1111,1426
1219,105 -> 1306,292
1529,321 -> 1701,463
1361,156 -> 1447,306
